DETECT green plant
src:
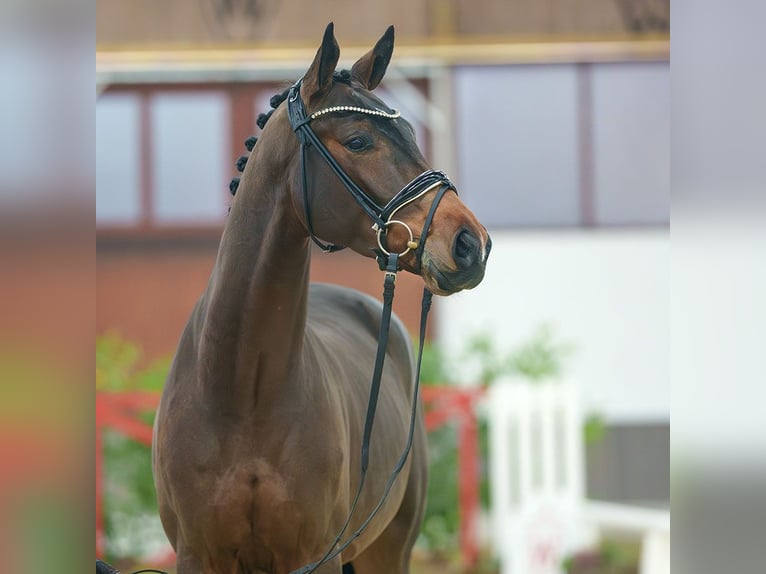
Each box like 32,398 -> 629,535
96,333 -> 169,393
97,333 -> 170,561
463,325 -> 574,386
562,538 -> 640,574
417,326 -> 577,556
584,412 -> 607,445
420,422 -> 462,558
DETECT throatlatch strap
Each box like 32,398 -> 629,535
300,142 -> 344,253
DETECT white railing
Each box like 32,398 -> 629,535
487,380 -> 669,574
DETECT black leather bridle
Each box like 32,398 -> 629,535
287,79 -> 455,272
287,79 -> 456,574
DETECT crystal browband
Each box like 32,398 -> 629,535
311,105 -> 401,120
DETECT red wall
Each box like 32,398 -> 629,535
97,240 -> 432,361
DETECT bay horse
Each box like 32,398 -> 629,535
152,23 -> 491,574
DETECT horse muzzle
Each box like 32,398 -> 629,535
422,232 -> 491,295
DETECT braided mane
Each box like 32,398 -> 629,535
228,70 -> 353,197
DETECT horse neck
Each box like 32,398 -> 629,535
200,122 -> 310,410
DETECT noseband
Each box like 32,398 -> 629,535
286,80 -> 457,574
287,80 -> 455,271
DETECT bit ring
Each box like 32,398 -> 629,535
375,220 -> 418,257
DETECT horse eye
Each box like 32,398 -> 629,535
345,136 -> 369,152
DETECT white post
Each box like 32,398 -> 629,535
488,380 -> 588,574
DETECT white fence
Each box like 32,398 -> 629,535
487,380 -> 669,574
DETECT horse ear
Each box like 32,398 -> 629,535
301,22 -> 340,102
351,25 -> 395,90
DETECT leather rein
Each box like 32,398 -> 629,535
287,80 -> 455,573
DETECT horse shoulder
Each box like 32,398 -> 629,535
307,282 -> 415,383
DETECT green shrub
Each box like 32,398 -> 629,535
417,326 -> 576,555
97,333 -> 170,561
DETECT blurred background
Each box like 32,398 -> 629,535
96,1 -> 669,573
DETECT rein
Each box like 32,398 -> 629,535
287,80 -> 453,573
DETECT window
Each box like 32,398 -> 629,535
454,61 -> 669,228
96,93 -> 141,224
455,65 -> 581,227
592,62 -> 670,225
151,92 -> 230,224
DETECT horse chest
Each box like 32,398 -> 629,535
201,451 -> 348,565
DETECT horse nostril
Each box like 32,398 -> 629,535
453,229 -> 481,269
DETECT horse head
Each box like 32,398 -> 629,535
274,23 -> 491,296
